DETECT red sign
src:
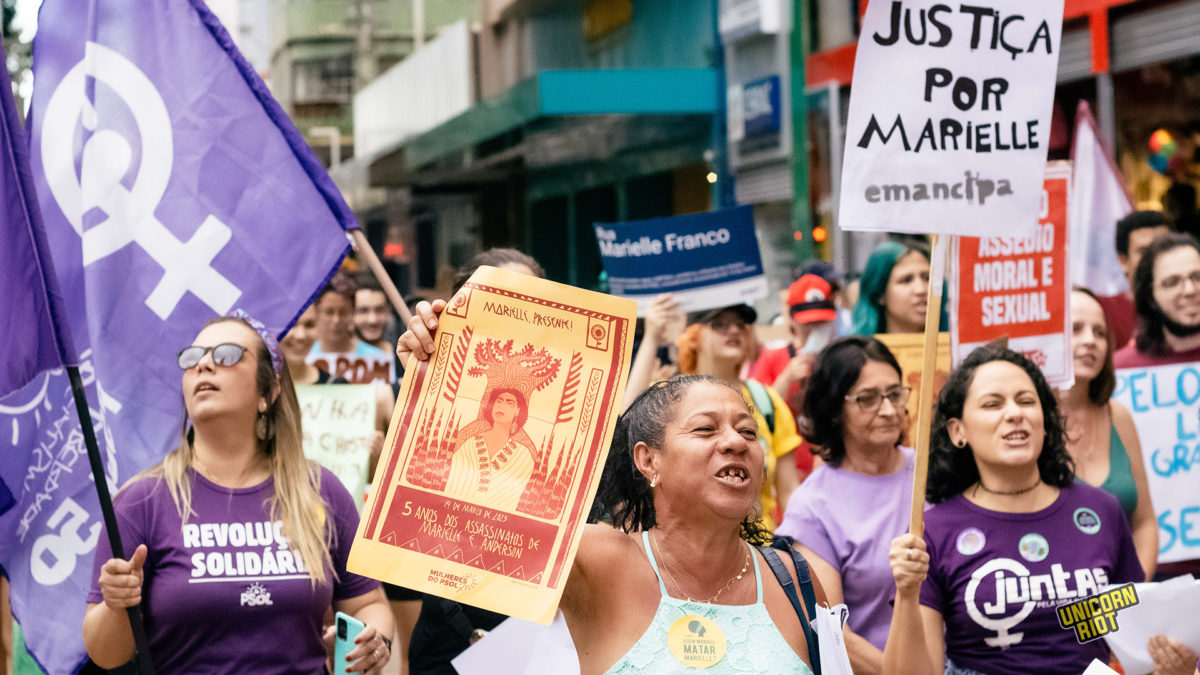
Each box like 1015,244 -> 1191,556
952,163 -> 1073,387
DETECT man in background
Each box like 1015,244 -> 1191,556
1098,211 -> 1172,349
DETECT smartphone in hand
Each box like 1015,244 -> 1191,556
334,611 -> 367,674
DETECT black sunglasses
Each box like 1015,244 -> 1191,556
177,343 -> 249,370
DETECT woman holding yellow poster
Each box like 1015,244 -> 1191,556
399,307 -> 826,672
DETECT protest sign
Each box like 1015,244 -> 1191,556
952,163 -> 1073,388
349,266 -> 636,624
1113,365 -> 1200,564
593,205 -> 767,314
1102,575 -> 1200,675
296,384 -> 376,507
308,349 -> 395,385
839,0 -> 1063,236
876,332 -> 951,442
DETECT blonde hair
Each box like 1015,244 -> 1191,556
132,317 -> 333,584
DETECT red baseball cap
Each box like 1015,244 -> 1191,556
787,274 -> 836,324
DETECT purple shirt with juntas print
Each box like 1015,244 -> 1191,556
919,482 -> 1142,675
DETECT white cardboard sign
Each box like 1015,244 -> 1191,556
839,0 -> 1063,236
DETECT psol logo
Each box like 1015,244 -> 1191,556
240,582 -> 273,607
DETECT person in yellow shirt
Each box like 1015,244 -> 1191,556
623,297 -> 801,529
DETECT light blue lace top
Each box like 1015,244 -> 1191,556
604,531 -> 815,674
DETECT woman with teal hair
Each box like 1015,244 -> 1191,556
852,240 -> 948,335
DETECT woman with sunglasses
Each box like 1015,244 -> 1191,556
884,345 -> 1142,675
83,314 -> 394,673
775,336 -> 913,674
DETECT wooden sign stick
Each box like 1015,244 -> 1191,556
909,234 -> 947,537
351,228 -> 414,325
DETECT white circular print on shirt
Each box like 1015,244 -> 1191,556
956,527 -> 986,556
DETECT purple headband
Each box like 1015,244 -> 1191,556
232,309 -> 284,376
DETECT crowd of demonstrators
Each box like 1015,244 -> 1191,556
81,219 -> 1200,673
851,239 -> 948,336
776,336 -> 914,674
1098,211 -> 1173,349
1061,287 -> 1159,578
84,315 -> 393,673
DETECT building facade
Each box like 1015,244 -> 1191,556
351,0 -> 726,298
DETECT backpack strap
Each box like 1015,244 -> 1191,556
745,379 -> 776,435
757,541 -> 822,675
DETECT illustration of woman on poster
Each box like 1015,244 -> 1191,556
442,340 -> 561,511
445,387 -> 538,510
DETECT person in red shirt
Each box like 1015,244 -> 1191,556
1098,211 -> 1171,350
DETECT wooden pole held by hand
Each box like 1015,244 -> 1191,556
909,234 -> 946,538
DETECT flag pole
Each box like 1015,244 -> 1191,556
351,229 -> 414,326
909,234 -> 946,538
68,366 -> 155,674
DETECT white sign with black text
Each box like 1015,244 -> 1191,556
839,0 -> 1063,237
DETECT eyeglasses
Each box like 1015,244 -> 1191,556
844,386 -> 911,412
177,343 -> 249,370
1156,269 -> 1200,292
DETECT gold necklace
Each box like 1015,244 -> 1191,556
651,530 -> 751,604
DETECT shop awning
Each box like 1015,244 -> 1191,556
371,68 -> 717,179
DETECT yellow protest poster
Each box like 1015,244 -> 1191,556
875,332 -> 951,442
348,266 -> 637,623
296,384 -> 376,508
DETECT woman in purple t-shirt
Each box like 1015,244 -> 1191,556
82,315 -> 394,673
884,345 -> 1143,675
776,335 -> 914,673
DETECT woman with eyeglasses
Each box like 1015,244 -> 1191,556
83,314 -> 394,673
775,335 -> 913,674
884,345 -> 1142,675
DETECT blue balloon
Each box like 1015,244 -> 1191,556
1149,154 -> 1170,174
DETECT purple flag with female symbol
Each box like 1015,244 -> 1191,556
0,1 -> 357,672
